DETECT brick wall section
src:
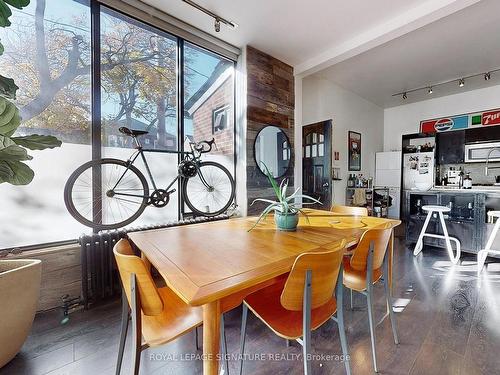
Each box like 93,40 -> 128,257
192,77 -> 234,155
246,46 -> 295,214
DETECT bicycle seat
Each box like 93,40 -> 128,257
118,127 -> 149,137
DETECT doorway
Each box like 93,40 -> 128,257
302,120 -> 332,209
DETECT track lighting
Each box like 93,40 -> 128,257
182,0 -> 238,32
393,68 -> 500,100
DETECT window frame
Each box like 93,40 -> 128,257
0,0 -> 237,252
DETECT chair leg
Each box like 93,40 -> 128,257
116,290 -> 129,375
366,242 -> 378,373
195,326 -> 200,351
239,304 -> 248,375
413,211 -> 432,256
303,270 -> 312,375
130,274 -> 142,375
350,288 -> 354,310
477,250 -> 489,277
383,254 -> 399,345
220,314 -> 229,375
336,264 -> 351,375
438,211 -> 460,264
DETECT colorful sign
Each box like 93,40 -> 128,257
482,110 -> 500,126
420,108 -> 500,133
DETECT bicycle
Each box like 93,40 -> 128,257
64,126 -> 236,230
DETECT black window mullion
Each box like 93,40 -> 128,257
178,39 -> 185,220
90,0 -> 102,231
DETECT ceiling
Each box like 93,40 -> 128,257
141,0 -> 427,65
140,0 -> 500,108
313,0 -> 500,108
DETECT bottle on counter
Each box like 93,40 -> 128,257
463,173 -> 472,189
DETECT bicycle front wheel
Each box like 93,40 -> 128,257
64,158 -> 149,230
182,161 -> 235,217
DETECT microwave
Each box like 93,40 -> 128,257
465,142 -> 500,163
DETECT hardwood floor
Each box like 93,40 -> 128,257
2,239 -> 500,375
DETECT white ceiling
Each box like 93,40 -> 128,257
140,0 -> 500,108
141,0 -> 431,65
313,0 -> 500,108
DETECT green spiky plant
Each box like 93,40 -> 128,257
0,0 -> 61,185
249,164 -> 322,231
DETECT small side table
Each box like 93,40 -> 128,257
413,205 -> 461,264
477,211 -> 500,276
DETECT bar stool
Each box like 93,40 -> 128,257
477,211 -> 500,275
413,205 -> 461,264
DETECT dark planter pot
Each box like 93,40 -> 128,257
274,211 -> 299,231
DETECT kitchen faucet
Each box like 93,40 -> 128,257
485,147 -> 500,175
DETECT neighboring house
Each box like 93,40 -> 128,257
185,61 -> 234,155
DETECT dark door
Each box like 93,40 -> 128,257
302,120 -> 332,209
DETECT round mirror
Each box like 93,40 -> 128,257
254,126 -> 292,178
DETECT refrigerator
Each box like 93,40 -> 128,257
402,151 -> 435,191
375,151 -> 402,219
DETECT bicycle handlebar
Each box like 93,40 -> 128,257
192,138 -> 216,153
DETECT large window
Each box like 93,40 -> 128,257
0,1 -> 236,250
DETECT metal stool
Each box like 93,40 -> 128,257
477,211 -> 500,275
413,205 -> 461,264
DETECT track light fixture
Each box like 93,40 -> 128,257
392,68 -> 499,100
182,0 -> 238,33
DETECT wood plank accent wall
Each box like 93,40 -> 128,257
246,46 -> 295,214
9,244 -> 81,312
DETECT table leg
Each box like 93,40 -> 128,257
203,301 -> 221,375
388,230 -> 394,292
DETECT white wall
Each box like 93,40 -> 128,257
384,84 -> 500,151
301,76 -> 385,205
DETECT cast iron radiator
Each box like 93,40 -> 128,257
79,214 -> 229,309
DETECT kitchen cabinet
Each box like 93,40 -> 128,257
465,126 -> 500,144
404,190 -> 500,257
436,130 -> 465,164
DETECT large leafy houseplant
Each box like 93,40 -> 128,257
0,0 -> 61,185
250,165 -> 321,231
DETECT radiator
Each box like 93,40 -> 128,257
79,215 -> 229,309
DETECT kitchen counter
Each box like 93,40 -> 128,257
411,186 -> 500,194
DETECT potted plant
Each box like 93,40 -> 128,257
0,0 -> 61,368
250,165 -> 321,231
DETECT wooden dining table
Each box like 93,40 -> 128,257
128,209 -> 400,375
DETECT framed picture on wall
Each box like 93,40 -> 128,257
348,131 -> 361,171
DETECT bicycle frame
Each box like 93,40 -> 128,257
110,142 -> 209,200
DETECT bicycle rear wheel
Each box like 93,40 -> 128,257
64,158 -> 149,230
182,161 -> 235,217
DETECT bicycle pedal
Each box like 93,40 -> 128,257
167,189 -> 176,194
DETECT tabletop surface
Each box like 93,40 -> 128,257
128,209 -> 400,306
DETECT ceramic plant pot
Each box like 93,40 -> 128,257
0,259 -> 41,368
274,211 -> 299,231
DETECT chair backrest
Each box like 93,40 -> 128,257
113,238 -> 163,316
280,239 -> 346,311
331,205 -> 368,216
350,223 -> 392,272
